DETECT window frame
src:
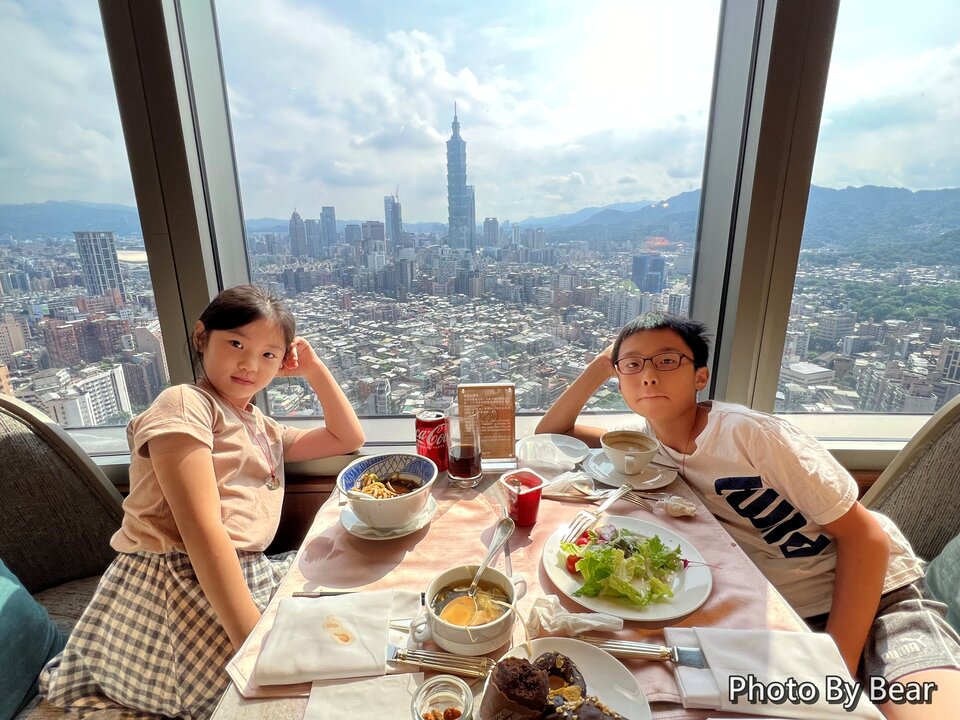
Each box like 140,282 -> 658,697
87,0 -> 912,471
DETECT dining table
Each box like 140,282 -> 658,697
213,459 -> 811,720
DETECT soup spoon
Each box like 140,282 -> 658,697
432,516 -> 516,614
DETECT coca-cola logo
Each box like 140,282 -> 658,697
416,424 -> 447,447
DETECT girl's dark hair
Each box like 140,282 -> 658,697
194,284 -> 296,364
612,312 -> 712,369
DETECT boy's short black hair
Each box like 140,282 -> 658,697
612,312 -> 712,369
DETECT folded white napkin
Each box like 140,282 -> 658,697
255,590 -> 412,685
524,594 -> 623,637
304,673 -> 423,719
663,627 -> 883,719
541,470 -> 596,498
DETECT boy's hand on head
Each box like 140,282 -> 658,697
594,343 -> 616,379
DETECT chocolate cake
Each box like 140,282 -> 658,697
478,657 -> 549,720
554,697 -> 625,719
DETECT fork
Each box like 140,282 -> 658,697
561,484 -> 632,543
393,647 -> 495,678
621,493 -> 653,512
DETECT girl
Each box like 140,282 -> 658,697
41,285 -> 364,718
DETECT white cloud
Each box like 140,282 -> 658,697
3,0 -> 957,227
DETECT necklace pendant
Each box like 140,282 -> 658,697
265,473 -> 280,491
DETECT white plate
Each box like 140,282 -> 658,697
542,514 -> 712,621
340,496 -> 438,540
583,449 -> 678,489
487,637 -> 651,719
516,433 -> 591,467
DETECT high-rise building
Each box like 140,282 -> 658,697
0,314 -> 26,364
304,218 -> 322,257
446,105 -> 476,251
384,193 -> 402,258
361,221 -> 386,257
483,217 -> 499,246
289,210 -> 307,257
938,338 -> 960,383
631,254 -> 666,294
344,224 -> 362,265
320,206 -> 338,251
74,231 -> 127,300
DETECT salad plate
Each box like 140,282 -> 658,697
340,496 -> 438,540
488,637 -> 651,719
542,514 -> 712,621
583,449 -> 677,489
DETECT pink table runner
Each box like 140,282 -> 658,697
227,475 -> 807,719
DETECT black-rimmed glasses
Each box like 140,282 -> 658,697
614,352 -> 693,375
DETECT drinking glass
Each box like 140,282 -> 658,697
445,407 -> 482,488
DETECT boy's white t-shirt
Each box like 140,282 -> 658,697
652,402 -> 923,617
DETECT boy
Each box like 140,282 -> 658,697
538,311 -> 960,719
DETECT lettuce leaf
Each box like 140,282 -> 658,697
560,527 -> 683,607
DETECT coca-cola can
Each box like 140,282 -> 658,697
415,410 -> 448,473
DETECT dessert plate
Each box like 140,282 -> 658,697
340,496 -> 438,540
542,514 -> 712,621
583,449 -> 677,489
486,637 -> 651,719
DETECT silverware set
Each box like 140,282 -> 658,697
578,635 -> 707,668
392,646 -> 495,679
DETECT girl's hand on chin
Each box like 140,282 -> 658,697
277,336 -> 324,377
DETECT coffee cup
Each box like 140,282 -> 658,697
600,430 -> 659,475
411,566 -> 526,656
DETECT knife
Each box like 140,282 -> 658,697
293,590 -> 426,605
578,635 -> 706,668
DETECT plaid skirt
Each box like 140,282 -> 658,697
40,550 -> 294,719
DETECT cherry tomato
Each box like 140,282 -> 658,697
575,531 -> 590,546
565,554 -> 580,574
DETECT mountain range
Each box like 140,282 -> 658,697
2,186 -> 959,257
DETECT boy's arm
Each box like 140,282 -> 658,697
536,345 -> 616,447
150,433 -> 263,650
821,501 -> 890,674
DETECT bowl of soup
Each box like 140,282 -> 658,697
337,453 -> 437,530
411,565 -> 527,656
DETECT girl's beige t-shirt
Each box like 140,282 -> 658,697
111,382 -> 307,554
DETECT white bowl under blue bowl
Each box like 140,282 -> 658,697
337,453 -> 438,530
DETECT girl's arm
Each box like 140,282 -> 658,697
150,433 -> 262,650
536,345 -> 616,447
821,502 -> 890,673
279,337 -> 365,462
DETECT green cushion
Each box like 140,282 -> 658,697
0,559 -> 67,720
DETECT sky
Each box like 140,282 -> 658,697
1,0 -> 959,224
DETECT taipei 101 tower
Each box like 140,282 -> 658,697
446,104 -> 476,250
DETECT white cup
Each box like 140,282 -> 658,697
600,430 -> 659,475
411,566 -> 526,656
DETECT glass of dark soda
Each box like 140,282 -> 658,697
444,407 -> 482,488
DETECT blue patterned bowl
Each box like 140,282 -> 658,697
337,453 -> 438,530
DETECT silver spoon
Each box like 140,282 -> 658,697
432,516 -> 515,613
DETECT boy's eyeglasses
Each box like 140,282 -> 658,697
615,352 -> 693,375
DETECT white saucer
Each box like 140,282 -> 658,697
583,449 -> 677,489
340,496 -> 438,540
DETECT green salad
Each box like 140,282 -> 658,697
559,523 -> 684,608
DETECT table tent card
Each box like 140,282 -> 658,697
457,383 -> 516,462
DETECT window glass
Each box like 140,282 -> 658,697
0,1 -> 167,432
777,0 -> 960,415
216,0 -> 721,417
